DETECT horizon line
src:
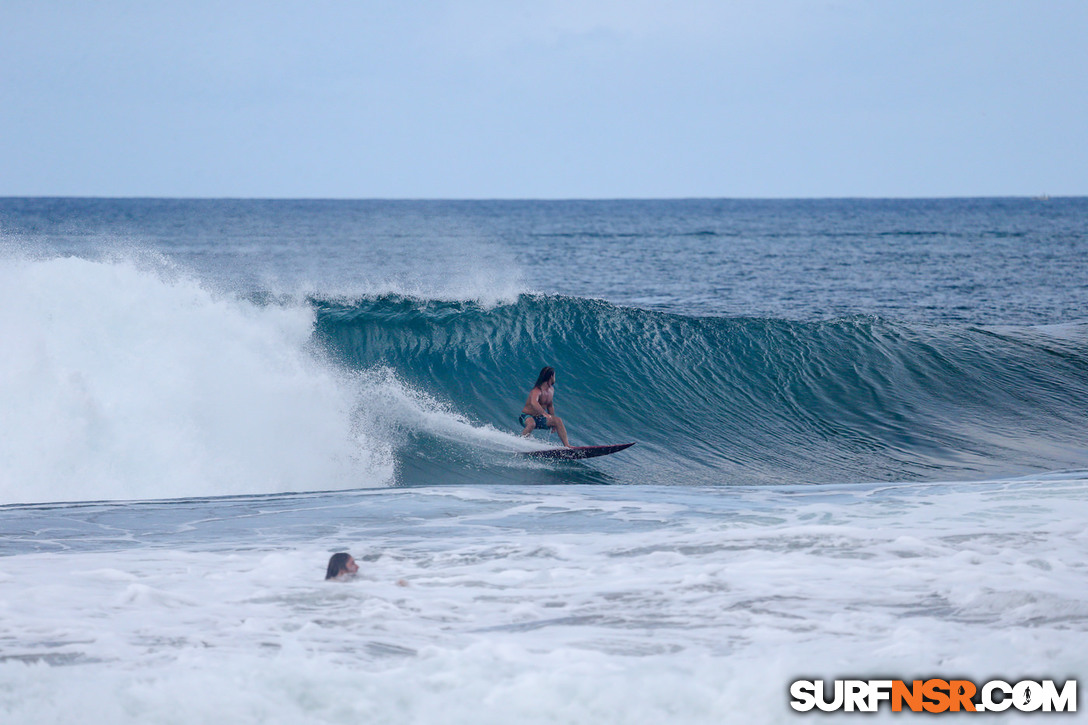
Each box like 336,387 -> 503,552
0,194 -> 1076,203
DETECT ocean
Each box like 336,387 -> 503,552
1,198 -> 1086,722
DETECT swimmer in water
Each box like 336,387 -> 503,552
325,552 -> 409,586
325,552 -> 359,580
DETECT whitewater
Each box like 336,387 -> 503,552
1,198 -> 1086,722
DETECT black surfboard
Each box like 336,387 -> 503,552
519,442 -> 636,460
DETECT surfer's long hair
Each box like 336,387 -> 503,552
533,366 -> 555,389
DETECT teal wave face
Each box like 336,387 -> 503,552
314,294 -> 1088,486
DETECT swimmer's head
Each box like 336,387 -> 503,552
325,552 -> 359,580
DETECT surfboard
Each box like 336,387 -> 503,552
519,442 -> 635,460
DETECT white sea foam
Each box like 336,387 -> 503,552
353,366 -> 542,453
1,477 -> 1085,723
0,255 -> 394,504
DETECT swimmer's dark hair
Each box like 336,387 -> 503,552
326,552 -> 352,580
533,366 -> 555,389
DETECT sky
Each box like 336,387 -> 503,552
1,1 -> 1085,199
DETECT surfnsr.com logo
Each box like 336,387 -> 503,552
790,679 -> 1076,713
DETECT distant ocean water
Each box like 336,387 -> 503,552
1,198 -> 1086,722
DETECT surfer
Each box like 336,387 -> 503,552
325,552 -> 359,580
520,366 -> 571,447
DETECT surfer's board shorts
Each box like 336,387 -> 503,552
519,414 -> 551,430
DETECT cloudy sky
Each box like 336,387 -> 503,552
2,1 -> 1085,198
